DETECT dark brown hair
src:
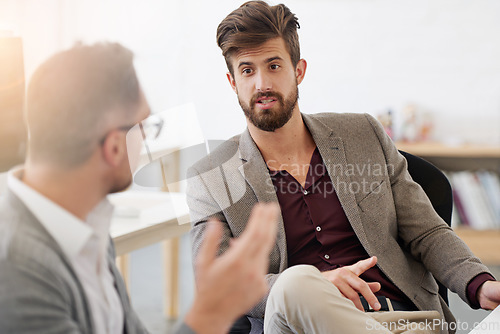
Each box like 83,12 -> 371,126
26,42 -> 140,167
217,1 -> 300,76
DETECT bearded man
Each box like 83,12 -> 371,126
186,1 -> 499,334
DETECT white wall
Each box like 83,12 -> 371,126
1,0 -> 499,145
291,0 -> 500,145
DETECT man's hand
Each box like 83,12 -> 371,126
321,256 -> 382,312
478,281 -> 500,310
184,203 -> 279,334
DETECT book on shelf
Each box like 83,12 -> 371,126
448,170 -> 500,230
450,188 -> 468,229
477,171 -> 500,223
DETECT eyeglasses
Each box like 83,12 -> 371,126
100,114 -> 164,144
138,114 -> 164,142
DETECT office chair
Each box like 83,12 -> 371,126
399,150 -> 453,305
229,150 -> 453,334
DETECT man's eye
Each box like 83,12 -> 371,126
270,64 -> 280,70
242,68 -> 252,75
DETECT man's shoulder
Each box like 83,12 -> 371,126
0,197 -> 68,279
188,134 -> 242,175
305,112 -> 381,140
0,198 -> 86,333
306,112 -> 372,127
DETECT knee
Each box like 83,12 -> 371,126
273,265 -> 320,292
269,265 -> 341,305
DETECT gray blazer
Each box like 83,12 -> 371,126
187,112 -> 491,327
0,190 -> 194,334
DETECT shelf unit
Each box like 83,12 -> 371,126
395,141 -> 500,265
396,142 -> 500,158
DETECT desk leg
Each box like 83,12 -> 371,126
116,254 -> 130,293
163,238 -> 180,319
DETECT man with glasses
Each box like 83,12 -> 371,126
0,43 -> 279,334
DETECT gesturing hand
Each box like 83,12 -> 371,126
185,203 -> 279,334
321,256 -> 382,312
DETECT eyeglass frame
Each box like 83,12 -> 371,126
99,114 -> 164,145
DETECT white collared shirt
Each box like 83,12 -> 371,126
8,167 -> 124,334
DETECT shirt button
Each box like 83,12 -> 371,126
303,189 -> 308,195
316,226 -> 321,232
324,254 -> 330,259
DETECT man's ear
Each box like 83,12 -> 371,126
101,131 -> 127,167
295,59 -> 307,85
226,72 -> 238,93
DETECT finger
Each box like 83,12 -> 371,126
257,203 -> 279,253
347,256 -> 377,276
355,281 -> 380,311
234,203 -> 279,257
243,203 -> 279,238
340,271 -> 380,311
229,238 -> 237,247
196,219 -> 222,271
335,280 -> 364,311
368,282 -> 381,293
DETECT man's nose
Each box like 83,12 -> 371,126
255,71 -> 272,92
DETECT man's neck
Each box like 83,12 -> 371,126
22,162 -> 105,221
248,109 -> 316,169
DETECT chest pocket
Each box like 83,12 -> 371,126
357,180 -> 397,237
358,180 -> 388,212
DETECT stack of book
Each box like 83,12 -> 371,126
448,170 -> 500,230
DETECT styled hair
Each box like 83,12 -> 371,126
216,1 -> 300,76
26,42 -> 140,168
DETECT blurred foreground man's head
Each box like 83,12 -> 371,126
25,42 -> 149,195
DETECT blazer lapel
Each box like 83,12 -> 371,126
302,114 -> 370,249
237,129 -> 288,271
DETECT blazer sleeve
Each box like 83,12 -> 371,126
0,260 -> 82,334
364,113 -> 492,305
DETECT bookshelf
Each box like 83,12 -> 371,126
396,142 -> 500,172
395,141 -> 500,265
395,142 -> 500,159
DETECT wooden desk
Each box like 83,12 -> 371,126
109,191 -> 190,255
109,191 -> 191,319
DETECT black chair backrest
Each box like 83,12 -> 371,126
399,150 -> 453,305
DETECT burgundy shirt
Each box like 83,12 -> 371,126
269,148 -> 494,307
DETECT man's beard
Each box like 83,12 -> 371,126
109,161 -> 134,194
109,176 -> 132,194
239,86 -> 299,132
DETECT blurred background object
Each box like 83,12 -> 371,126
0,35 -> 26,172
377,109 -> 394,139
399,104 -> 435,143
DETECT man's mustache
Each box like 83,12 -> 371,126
250,92 -> 284,106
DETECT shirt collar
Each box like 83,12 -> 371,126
309,147 -> 327,178
267,148 -> 326,179
7,166 -> 113,259
267,168 -> 281,177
